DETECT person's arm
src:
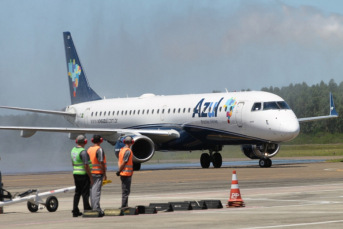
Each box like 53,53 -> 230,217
80,150 -> 94,186
84,164 -> 94,186
97,148 -> 107,180
119,160 -> 126,172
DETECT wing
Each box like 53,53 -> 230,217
0,126 -> 180,142
298,92 -> 338,123
0,106 -> 75,116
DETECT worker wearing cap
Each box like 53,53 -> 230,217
116,136 -> 134,209
71,135 -> 93,217
87,134 -> 107,215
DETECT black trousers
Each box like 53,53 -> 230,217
121,176 -> 132,208
73,174 -> 91,214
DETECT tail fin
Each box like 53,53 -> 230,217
63,32 -> 101,105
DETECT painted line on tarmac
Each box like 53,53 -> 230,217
239,219 -> 343,229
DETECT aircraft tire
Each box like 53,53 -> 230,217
133,163 -> 141,171
27,201 -> 39,212
259,159 -> 266,168
212,152 -> 222,168
200,153 -> 210,168
266,159 -> 272,167
46,196 -> 59,212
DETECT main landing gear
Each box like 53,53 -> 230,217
259,158 -> 272,168
200,150 -> 222,168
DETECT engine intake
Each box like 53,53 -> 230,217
241,143 -> 280,159
115,135 -> 155,163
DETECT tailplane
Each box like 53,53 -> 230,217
63,32 -> 101,105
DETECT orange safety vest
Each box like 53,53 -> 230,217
87,145 -> 107,174
118,147 -> 133,176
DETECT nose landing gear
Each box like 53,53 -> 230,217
200,149 -> 222,168
259,158 -> 272,168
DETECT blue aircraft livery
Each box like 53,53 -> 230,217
192,97 -> 224,118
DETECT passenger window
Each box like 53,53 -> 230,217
147,109 -> 149,114
100,112 -> 102,116
152,109 -> 154,114
133,110 -> 135,115
142,110 -> 145,114
162,109 -> 165,114
121,111 -> 123,115
178,108 -> 180,113
95,112 -> 98,116
113,111 -> 115,115
125,111 -> 127,115
91,112 -> 93,117
263,102 -> 279,110
173,108 -> 176,113
138,110 -> 140,115
157,109 -> 159,114
108,111 -> 110,116
252,103 -> 262,111
168,109 -> 170,114
219,107 -> 222,112
130,110 -> 132,115
224,106 -> 227,112
188,108 -> 190,113
209,107 -> 211,112
183,108 -> 185,113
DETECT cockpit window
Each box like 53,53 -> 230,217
277,101 -> 291,109
251,102 -> 262,111
263,102 -> 279,110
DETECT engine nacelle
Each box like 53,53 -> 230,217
114,135 -> 155,163
241,143 -> 280,159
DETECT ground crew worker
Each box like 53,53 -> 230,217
88,134 -> 107,216
71,135 -> 93,217
116,136 -> 134,209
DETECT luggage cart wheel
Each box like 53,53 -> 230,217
46,196 -> 59,212
27,201 -> 39,212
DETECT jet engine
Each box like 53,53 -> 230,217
114,135 -> 155,163
241,143 -> 280,159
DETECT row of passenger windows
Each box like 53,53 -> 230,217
252,101 -> 291,111
91,106 -> 226,117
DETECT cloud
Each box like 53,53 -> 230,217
156,3 -> 343,63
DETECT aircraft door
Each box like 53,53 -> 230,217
161,105 -> 167,121
84,108 -> 91,127
236,102 -> 244,127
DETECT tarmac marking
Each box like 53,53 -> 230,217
239,219 -> 343,228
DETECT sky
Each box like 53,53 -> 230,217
1,0 -> 343,113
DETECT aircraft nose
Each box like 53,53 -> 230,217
280,119 -> 300,141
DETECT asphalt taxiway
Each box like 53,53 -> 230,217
1,160 -> 343,228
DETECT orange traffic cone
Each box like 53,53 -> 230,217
227,170 -> 245,208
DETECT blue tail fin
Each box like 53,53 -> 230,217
330,92 -> 338,116
63,32 -> 101,105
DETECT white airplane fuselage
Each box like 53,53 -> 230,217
66,91 -> 300,150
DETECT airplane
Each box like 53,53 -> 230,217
0,32 -> 338,170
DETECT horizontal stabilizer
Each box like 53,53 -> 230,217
0,106 -> 76,116
298,92 -> 338,123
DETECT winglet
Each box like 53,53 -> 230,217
330,92 -> 338,116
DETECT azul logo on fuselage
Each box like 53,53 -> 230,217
192,97 -> 224,118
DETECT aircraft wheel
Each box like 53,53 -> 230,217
46,196 -> 59,212
27,201 -> 39,212
266,159 -> 272,167
212,152 -> 222,168
200,153 -> 210,168
259,159 -> 266,168
133,163 -> 141,171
